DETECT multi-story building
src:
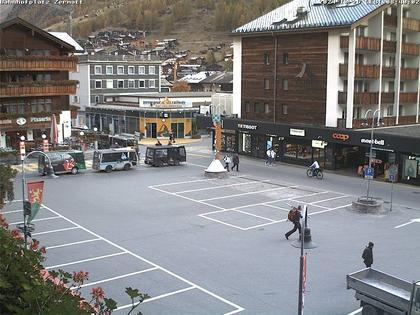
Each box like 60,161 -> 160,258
198,0 -> 420,185
0,17 -> 77,150
70,54 -> 162,127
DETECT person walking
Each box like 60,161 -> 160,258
223,154 -> 231,172
285,206 -> 303,240
231,153 -> 240,172
266,148 -> 273,166
270,148 -> 276,165
362,242 -> 374,268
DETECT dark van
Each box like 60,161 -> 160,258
38,151 -> 85,175
144,145 -> 186,167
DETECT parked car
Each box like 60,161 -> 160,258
93,148 -> 137,172
144,145 -> 186,167
38,152 -> 82,175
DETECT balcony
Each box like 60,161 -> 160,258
349,115 -> 418,128
382,66 -> 395,78
0,55 -> 78,72
381,92 -> 394,104
338,92 -> 396,105
400,68 -> 419,80
340,36 -> 381,52
339,64 -> 380,78
384,15 -> 397,28
0,80 -> 78,98
383,40 -> 396,53
402,42 -> 419,56
403,17 -> 420,32
399,92 -> 418,103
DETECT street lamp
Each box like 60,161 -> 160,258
93,127 -> 98,150
362,108 -> 381,200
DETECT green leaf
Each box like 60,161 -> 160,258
104,297 -> 118,310
125,287 -> 140,299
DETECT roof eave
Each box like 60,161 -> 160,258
231,24 -> 352,37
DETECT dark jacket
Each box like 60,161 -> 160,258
232,154 -> 239,164
362,246 -> 373,266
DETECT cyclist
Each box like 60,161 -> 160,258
309,160 -> 321,177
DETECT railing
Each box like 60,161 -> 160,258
382,67 -> 395,78
399,92 -> 418,103
339,64 -> 380,78
0,81 -> 77,97
0,56 -> 78,71
381,92 -> 394,104
384,15 -> 397,28
383,40 -> 396,53
338,92 -> 397,105
403,17 -> 420,32
351,115 -> 418,128
402,42 -> 419,56
340,36 -> 381,51
400,68 -> 419,80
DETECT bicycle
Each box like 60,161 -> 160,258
306,167 -> 323,180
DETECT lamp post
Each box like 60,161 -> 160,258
363,108 -> 381,200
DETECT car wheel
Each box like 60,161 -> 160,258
105,165 -> 113,173
71,167 -> 79,175
123,163 -> 131,171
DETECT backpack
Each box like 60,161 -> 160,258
288,208 -> 299,221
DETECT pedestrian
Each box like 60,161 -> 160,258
266,148 -> 272,166
231,153 -> 239,172
155,140 -> 162,146
223,154 -> 231,172
270,148 -> 276,165
285,206 -> 302,240
362,242 -> 374,268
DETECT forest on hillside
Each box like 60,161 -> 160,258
7,0 -> 288,39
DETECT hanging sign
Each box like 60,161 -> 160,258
27,181 -> 44,223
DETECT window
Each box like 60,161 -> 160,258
356,26 -> 366,37
95,95 -> 100,103
264,53 -> 270,65
264,78 -> 270,90
117,66 -> 124,75
353,107 -> 361,119
282,79 -> 288,91
128,66 -> 135,75
95,80 -> 102,89
355,54 -> 364,65
282,104 -> 288,115
283,53 -> 289,65
128,80 -> 135,88
390,32 -> 396,41
344,52 -> 349,64
399,105 -> 404,116
245,102 -> 252,113
149,79 -> 155,88
388,56 -> 395,67
106,66 -> 113,75
387,105 -> 394,116
94,65 -> 102,74
401,58 -> 406,68
264,103 -> 270,114
139,80 -> 145,88
106,79 -> 113,89
400,81 -> 405,92
117,80 -> 124,88
138,66 -> 145,74
30,98 -> 52,113
73,96 -> 79,103
388,81 -> 395,92
149,66 -> 155,75
255,103 -> 264,113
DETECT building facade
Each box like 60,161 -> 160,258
70,54 -> 162,127
0,17 -> 77,150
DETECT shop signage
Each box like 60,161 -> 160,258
30,117 -> 51,123
0,119 -> 12,125
290,128 -> 305,137
360,138 -> 385,146
371,159 -> 382,164
238,123 -> 258,130
312,140 -> 327,149
332,133 -> 349,141
16,117 -> 27,126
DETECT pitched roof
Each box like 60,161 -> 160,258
49,32 -> 85,53
233,0 -> 387,35
200,72 -> 233,84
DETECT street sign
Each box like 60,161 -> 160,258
389,174 -> 396,182
312,140 -> 327,149
365,167 -> 374,179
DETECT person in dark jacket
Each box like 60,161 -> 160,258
285,206 -> 303,240
231,153 -> 240,172
362,242 -> 374,267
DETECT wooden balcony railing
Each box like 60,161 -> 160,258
340,36 -> 381,51
0,80 -> 77,98
403,17 -> 420,32
400,68 -> 419,80
381,92 -> 394,104
383,40 -> 396,53
338,92 -> 396,105
351,115 -> 419,128
339,64 -> 380,78
399,92 -> 418,103
402,42 -> 419,56
0,56 -> 78,72
384,15 -> 397,28
382,67 -> 395,78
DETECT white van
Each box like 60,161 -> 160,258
93,148 -> 137,172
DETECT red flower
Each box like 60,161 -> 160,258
10,229 -> 23,240
72,271 -> 89,284
40,246 -> 46,254
0,214 -> 9,228
91,287 -> 105,300
30,239 -> 39,250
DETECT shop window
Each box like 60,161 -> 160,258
282,104 -> 288,115
264,103 -> 270,114
106,66 -> 113,75
403,156 -> 419,179
264,52 -> 270,65
283,53 -> 288,65
283,79 -> 288,91
264,78 -> 270,90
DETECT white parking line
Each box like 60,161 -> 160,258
198,214 -> 247,231
73,267 -> 158,289
46,252 -> 128,270
42,204 -> 245,314
199,186 -> 297,202
10,216 -> 60,225
233,209 -> 276,222
347,307 -> 362,315
32,226 -> 80,236
174,180 -> 271,194
310,195 -> 350,204
46,238 -> 101,250
150,177 -> 217,188
2,209 -> 23,214
263,204 -> 290,212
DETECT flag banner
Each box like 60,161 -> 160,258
27,181 -> 44,223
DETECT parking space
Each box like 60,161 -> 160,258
149,174 -> 354,231
1,201 -> 244,315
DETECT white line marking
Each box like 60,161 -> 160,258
115,286 -> 197,311
347,307 -> 362,315
263,204 -> 290,212
199,186 -> 296,202
46,238 -> 101,250
2,209 -> 23,214
198,214 -> 247,230
242,219 -> 287,231
150,177 -> 217,188
9,216 -> 60,225
41,204 -> 244,314
45,252 -> 128,269
395,221 -> 415,229
233,209 -> 276,222
32,226 -> 80,236
174,180 -> 270,194
310,195 -> 350,204
5,199 -> 23,203
186,162 -> 209,168
308,204 -> 352,216
72,267 -> 158,289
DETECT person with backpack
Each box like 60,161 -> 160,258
231,153 -> 239,172
285,205 -> 303,240
223,154 -> 231,172
362,242 -> 374,268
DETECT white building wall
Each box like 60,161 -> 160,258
69,63 -> 90,127
232,37 -> 242,117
